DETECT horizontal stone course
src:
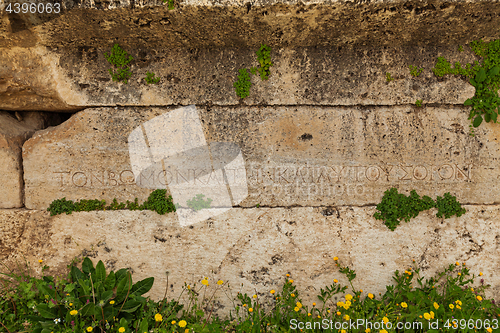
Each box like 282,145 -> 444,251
22,105 -> 500,210
0,205 -> 498,314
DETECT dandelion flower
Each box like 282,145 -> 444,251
455,300 -> 462,306
401,302 -> 408,308
249,308 -> 253,312
171,321 -> 176,325
217,280 -> 223,285
289,280 -> 294,283
286,274 -> 290,277
155,314 -> 163,322
201,279 -> 209,286
383,317 -> 389,324
87,327 -> 93,332
334,279 -> 338,283
365,329 -> 371,333
38,260 -> 43,263
336,311 -> 341,315
345,294 -> 353,301
69,303 -> 73,306
110,301 -> 115,305
312,303 -> 316,306
118,328 -> 125,333
433,302 -> 439,309
294,307 -> 299,312
368,293 -> 374,299
487,328 -> 492,333
480,272 -> 483,276
70,310 -> 78,316
449,304 -> 454,309
270,290 -> 275,294
297,302 -> 302,308
477,296 -> 483,301
456,262 -> 460,266
308,313 -> 311,316
291,294 -> 295,297
430,311 -> 435,319
344,315 -> 350,321
179,320 -> 187,328
334,257 -> 339,261
423,313 -> 431,320
457,305 -> 461,309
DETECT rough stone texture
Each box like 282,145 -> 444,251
0,205 -> 498,314
22,108 -> 161,210
23,105 -> 500,210
0,112 -> 53,208
2,0 -> 500,49
0,44 -> 479,110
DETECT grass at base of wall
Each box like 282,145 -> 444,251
0,256 -> 497,333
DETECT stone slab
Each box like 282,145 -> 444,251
1,205 -> 499,315
2,0 -> 500,49
0,44 -> 480,109
23,105 -> 500,209
0,112 -> 50,208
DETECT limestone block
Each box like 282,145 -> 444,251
22,107 -> 163,210
23,105 -> 500,209
1,205 -> 499,316
0,112 -> 48,208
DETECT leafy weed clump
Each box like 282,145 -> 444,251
47,190 -> 175,216
374,188 -> 465,231
234,44 -> 273,99
104,44 -> 134,84
432,39 -> 500,135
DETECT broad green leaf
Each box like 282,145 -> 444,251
78,278 -> 90,296
115,272 -> 132,303
131,277 -> 154,296
485,113 -> 491,122
464,98 -> 474,106
140,319 -> 149,333
120,300 -> 142,313
70,266 -> 84,282
492,111 -> 498,123
476,68 -> 486,82
35,304 -> 58,319
82,257 -> 94,276
473,115 -> 483,127
469,78 -> 476,86
115,268 -> 128,283
80,302 -> 95,316
488,66 -> 500,76
100,290 -> 114,303
95,260 -> 106,284
104,271 -> 116,290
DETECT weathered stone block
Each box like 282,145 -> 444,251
1,205 -> 498,315
0,112 -> 49,208
23,105 -> 500,210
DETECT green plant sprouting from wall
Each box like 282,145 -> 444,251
415,99 -> 423,107
409,65 -> 424,77
144,71 -> 161,84
374,188 -> 466,231
162,0 -> 174,9
186,194 -> 213,211
104,44 -> 134,84
47,189 -> 176,216
234,44 -> 273,99
385,72 -> 394,82
432,39 -> 500,136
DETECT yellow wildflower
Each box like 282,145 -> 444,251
365,329 -> 371,333
118,328 -> 125,333
345,294 -> 353,301
449,304 -> 454,309
381,330 -> 388,333
179,320 -> 187,328
336,311 -> 341,316
87,327 -> 93,332
155,314 -> 163,322
253,295 -> 257,298
477,296 -> 483,301
249,308 -> 253,312
337,301 -> 344,307
334,257 -> 339,261
401,302 -> 408,308
217,280 -> 223,285
69,303 -> 73,306
289,279 -> 294,283
38,260 -> 43,263
201,279 -> 209,286
294,307 -> 299,312
487,328 -> 492,333
70,310 -> 78,316
423,313 -> 431,320
171,321 -> 176,325
368,293 -> 374,299
383,317 -> 389,324
270,290 -> 275,294
480,272 -> 483,276
297,302 -> 302,308
430,311 -> 435,319
344,315 -> 350,321
110,301 -> 115,305
433,302 -> 439,309
312,303 -> 316,306
457,305 -> 461,309
308,313 -> 311,316
455,300 -> 462,306
291,294 -> 295,297
334,279 -> 338,283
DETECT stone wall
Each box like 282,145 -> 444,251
2,0 -> 500,314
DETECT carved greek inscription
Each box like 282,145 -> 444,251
55,163 -> 473,188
